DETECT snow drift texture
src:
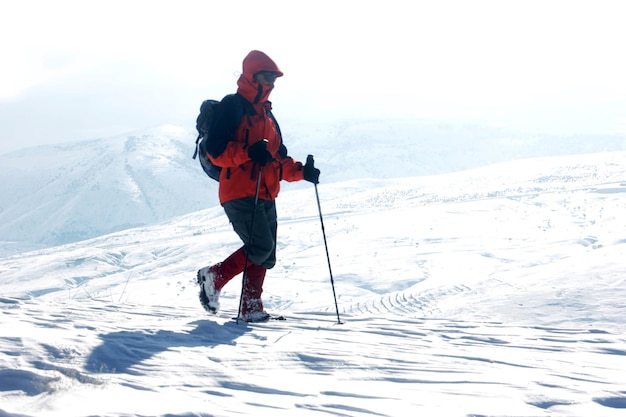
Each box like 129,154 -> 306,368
1,145 -> 625,416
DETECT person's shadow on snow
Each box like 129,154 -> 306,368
84,319 -> 249,374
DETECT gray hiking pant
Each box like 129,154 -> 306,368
222,197 -> 278,269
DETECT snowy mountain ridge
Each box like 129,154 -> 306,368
1,119 -> 625,255
0,125 -> 217,253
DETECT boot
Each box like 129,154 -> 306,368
197,247 -> 247,314
197,265 -> 220,314
240,264 -> 269,322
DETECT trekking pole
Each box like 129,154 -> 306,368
307,155 -> 342,324
236,164 -> 263,324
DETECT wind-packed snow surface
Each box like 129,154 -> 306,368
1,151 -> 626,416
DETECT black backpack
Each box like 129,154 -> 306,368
192,94 -> 246,181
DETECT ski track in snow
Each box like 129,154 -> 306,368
1,152 -> 626,416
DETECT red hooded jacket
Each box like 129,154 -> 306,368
208,51 -> 304,204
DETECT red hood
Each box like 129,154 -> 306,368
237,50 -> 283,105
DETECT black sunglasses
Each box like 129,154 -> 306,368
256,71 -> 280,80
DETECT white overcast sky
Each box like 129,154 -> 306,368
1,0 -> 625,154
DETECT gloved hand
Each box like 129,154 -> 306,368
303,156 -> 320,184
247,139 -> 273,166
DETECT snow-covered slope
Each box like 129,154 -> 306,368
0,125 -> 219,251
2,119 -> 625,254
1,151 -> 625,416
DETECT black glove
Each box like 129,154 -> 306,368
247,140 -> 273,166
303,156 -> 320,184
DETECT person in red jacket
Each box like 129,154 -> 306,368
197,50 -> 320,322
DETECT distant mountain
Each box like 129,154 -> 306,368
1,119 -> 625,254
283,118 -> 626,182
0,125 -> 218,251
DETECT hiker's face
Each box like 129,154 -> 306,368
255,71 -> 279,87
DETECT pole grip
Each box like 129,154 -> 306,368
306,154 -> 315,167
